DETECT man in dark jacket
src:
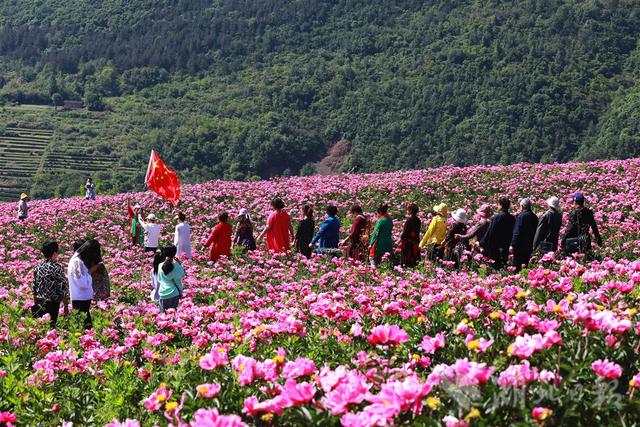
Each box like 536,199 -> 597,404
479,197 -> 516,269
510,198 -> 539,271
561,193 -> 602,255
533,196 -> 563,253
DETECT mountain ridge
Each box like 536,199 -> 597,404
0,0 -> 639,199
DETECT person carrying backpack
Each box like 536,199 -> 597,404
561,193 -> 602,255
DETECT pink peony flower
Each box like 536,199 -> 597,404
497,361 -> 539,387
531,407 -> 553,421
320,370 -> 371,415
232,355 -> 259,386
367,324 -> 409,346
281,358 -> 317,379
190,408 -> 248,426
105,420 -> 141,427
0,411 -> 17,427
442,415 -> 469,427
199,345 -> 229,370
280,378 -> 317,405
196,383 -> 221,398
591,359 -> 622,379
143,386 -> 172,411
629,373 -> 640,389
421,333 -> 446,354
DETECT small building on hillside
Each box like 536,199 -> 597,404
56,100 -> 84,111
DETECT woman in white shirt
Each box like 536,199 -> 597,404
138,213 -> 162,252
67,240 -> 101,329
174,212 -> 192,259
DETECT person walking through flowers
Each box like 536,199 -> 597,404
443,208 -> 468,267
257,198 -> 294,253
369,204 -> 393,265
533,197 -> 562,253
399,203 -> 421,267
419,203 -> 448,261
157,244 -> 185,313
17,193 -> 29,220
127,200 -> 145,247
85,178 -> 96,200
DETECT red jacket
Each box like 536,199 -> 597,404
205,222 -> 232,261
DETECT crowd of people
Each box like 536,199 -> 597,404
29,192 -> 602,329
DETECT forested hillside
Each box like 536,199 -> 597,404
0,0 -> 639,198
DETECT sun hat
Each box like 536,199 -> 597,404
433,203 -> 448,216
147,213 -> 157,221
451,209 -> 468,224
546,196 -> 560,210
20,193 -> 28,200
477,204 -> 492,217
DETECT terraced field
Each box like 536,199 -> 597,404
0,103 -> 154,199
0,127 -> 52,202
42,148 -> 119,173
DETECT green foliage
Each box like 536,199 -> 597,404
51,93 -> 63,106
0,0 -> 639,198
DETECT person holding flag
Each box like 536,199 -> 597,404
127,201 -> 145,247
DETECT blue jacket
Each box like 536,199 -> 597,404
311,216 -> 340,249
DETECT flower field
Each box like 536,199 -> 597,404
1,159 -> 640,426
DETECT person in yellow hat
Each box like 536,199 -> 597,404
18,193 -> 29,220
419,203 -> 448,261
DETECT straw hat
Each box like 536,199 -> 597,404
19,193 -> 28,200
433,203 -> 448,216
546,196 -> 560,210
451,209 -> 468,224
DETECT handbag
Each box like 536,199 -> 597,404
91,263 -> 111,300
564,208 -> 591,255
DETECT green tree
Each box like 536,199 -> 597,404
51,92 -> 64,106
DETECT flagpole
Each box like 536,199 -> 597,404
145,150 -> 154,186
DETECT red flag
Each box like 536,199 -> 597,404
145,150 -> 181,206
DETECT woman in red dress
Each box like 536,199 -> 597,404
400,203 -> 422,267
205,212 -> 233,261
257,198 -> 294,253
341,205 -> 370,262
